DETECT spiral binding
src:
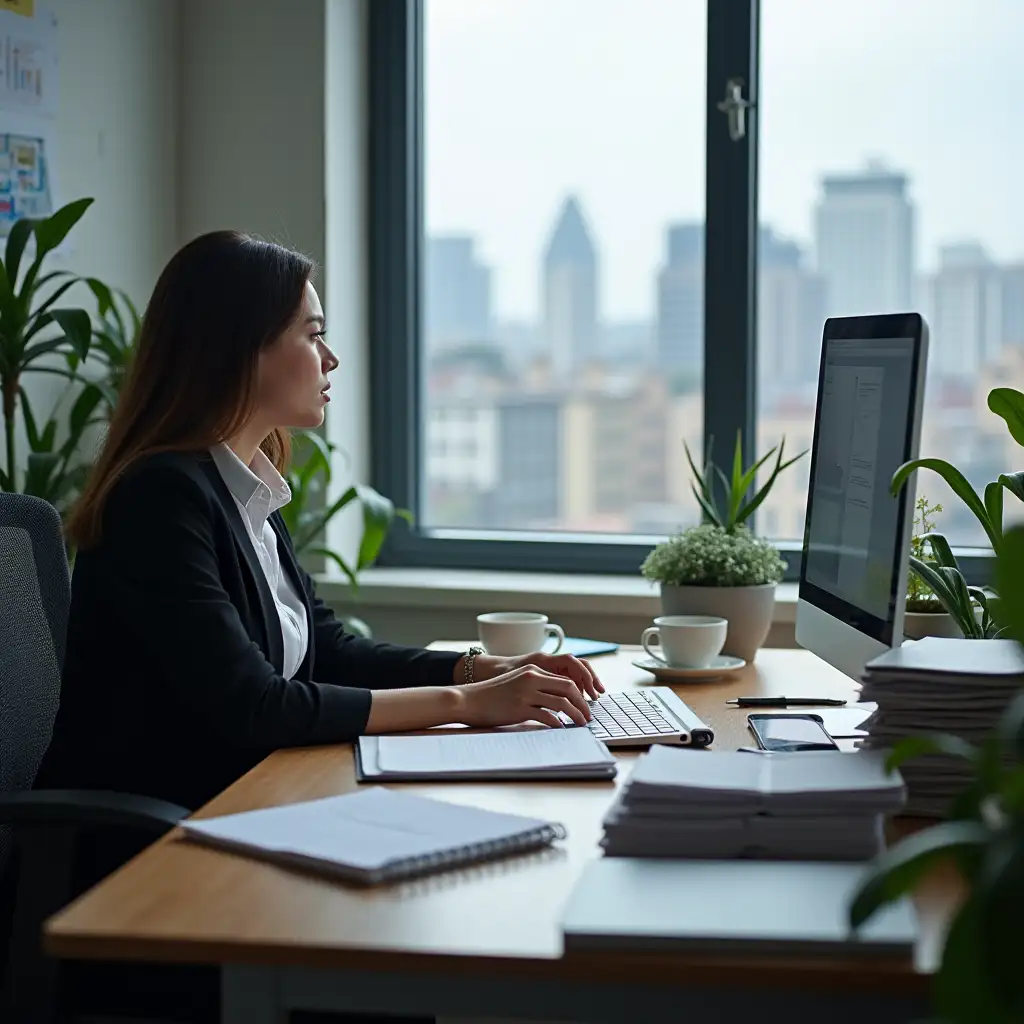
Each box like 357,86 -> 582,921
381,822 -> 568,882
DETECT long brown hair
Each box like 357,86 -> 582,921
67,230 -> 315,550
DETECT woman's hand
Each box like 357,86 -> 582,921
471,651 -> 605,700
455,664 -> 595,729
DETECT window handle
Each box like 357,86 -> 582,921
717,77 -> 754,142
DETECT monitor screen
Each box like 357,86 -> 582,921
800,320 -> 924,646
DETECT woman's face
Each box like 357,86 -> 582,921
256,282 -> 338,430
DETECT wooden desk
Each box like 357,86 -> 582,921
45,647 -> 956,1024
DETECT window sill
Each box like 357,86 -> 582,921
315,567 -> 798,625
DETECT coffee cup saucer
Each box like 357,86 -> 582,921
632,654 -> 747,682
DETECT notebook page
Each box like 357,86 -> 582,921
376,727 -> 611,774
183,789 -> 556,873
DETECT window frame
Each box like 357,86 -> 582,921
367,0 -> 990,585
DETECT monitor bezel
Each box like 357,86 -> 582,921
797,312 -> 927,647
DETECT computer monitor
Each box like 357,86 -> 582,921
795,313 -> 929,681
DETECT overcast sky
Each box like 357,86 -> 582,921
425,0 -> 1024,322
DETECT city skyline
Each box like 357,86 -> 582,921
427,163 -> 1024,385
426,0 -> 1024,320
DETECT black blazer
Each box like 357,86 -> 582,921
35,450 -> 460,813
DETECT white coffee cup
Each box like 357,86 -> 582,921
641,615 -> 728,668
476,612 -> 565,657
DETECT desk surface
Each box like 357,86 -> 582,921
45,646 -> 959,996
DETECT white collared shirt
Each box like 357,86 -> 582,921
209,443 -> 309,680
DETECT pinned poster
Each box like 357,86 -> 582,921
0,132 -> 51,230
0,3 -> 56,117
0,3 -> 57,236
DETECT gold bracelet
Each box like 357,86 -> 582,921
463,646 -> 484,685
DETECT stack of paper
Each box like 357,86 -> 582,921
859,637 -> 1024,816
601,747 -> 905,861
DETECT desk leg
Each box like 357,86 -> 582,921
222,964 -> 287,1024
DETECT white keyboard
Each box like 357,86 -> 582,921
559,687 -> 715,748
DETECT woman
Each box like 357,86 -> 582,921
35,231 -> 603,1021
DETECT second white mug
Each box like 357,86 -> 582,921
477,611 -> 565,657
641,615 -> 728,668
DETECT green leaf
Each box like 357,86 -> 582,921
355,482 -> 396,571
68,384 -> 102,442
997,692 -> 1024,762
968,587 -> 997,637
729,430 -> 744,525
892,458 -> 1000,554
33,197 -> 93,258
909,556 -> 978,636
293,485 -> 357,552
4,215 -> 36,287
934,897 -> 1015,1024
998,471 -> 1024,504
18,385 -> 41,449
734,446 -> 779,516
735,452 -> 791,528
23,451 -> 60,499
0,467 -> 9,490
848,820 -> 991,931
922,531 -> 958,569
988,387 -> 1024,448
85,277 -> 113,317
942,565 -> 984,638
689,481 -> 722,528
20,335 -> 64,367
32,277 -> 79,321
884,733 -> 978,772
50,308 -> 92,361
40,415 -> 56,451
305,544 -> 358,590
683,440 -> 712,504
975,838 -> 1024,1019
995,527 -> 1024,642
985,481 -> 1005,546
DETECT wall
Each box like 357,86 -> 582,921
16,0 -> 179,450
179,0 -> 368,568
51,0 -> 179,303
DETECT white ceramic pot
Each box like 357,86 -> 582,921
659,582 -> 776,662
903,610 -> 966,640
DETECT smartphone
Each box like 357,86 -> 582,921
747,713 -> 839,752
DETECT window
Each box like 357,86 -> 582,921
756,0 -> 1023,558
378,1 -> 996,576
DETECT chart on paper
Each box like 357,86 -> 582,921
0,6 -> 56,116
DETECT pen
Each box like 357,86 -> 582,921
725,697 -> 848,708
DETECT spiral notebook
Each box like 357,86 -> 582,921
180,788 -> 567,885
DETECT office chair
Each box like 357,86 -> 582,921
0,492 -> 190,1023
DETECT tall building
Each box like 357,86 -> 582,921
656,222 -> 703,376
814,163 -> 915,316
758,226 -> 825,399
489,396 -> 563,527
425,235 -> 491,350
928,243 -> 1003,379
1002,263 -> 1024,348
542,196 -> 598,376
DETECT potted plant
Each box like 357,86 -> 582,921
280,429 -> 411,639
848,525 -> 1024,1023
640,433 -> 805,661
890,387 -> 1024,642
0,198 -> 98,495
904,496 -> 958,638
